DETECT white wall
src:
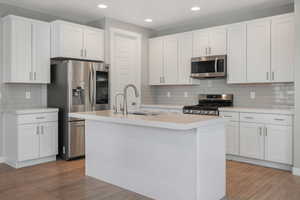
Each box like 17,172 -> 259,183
294,0 -> 300,170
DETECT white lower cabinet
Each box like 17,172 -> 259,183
264,125 -> 292,165
221,111 -> 293,166
240,122 -> 264,160
5,109 -> 58,168
225,122 -> 240,155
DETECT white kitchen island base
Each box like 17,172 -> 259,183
85,119 -> 225,200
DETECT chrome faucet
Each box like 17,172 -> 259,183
113,93 -> 124,113
123,84 -> 139,115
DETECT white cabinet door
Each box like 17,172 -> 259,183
39,122 -> 58,158
60,23 -> 84,59
149,38 -> 164,85
163,36 -> 178,84
193,30 -> 209,57
264,125 -> 292,164
240,122 -> 264,160
227,24 -> 247,84
32,21 -> 51,83
84,29 -> 104,61
246,20 -> 271,83
10,18 -> 32,83
225,121 -> 240,155
271,15 -> 295,83
178,32 -> 193,84
209,28 -> 227,55
18,124 -> 39,161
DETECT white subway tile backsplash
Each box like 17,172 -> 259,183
142,79 -> 294,109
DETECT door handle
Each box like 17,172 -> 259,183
265,127 -> 268,137
258,127 -> 262,136
214,58 -> 218,72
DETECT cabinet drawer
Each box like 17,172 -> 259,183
240,112 -> 292,126
220,112 -> 239,121
17,112 -> 58,124
265,114 -> 292,126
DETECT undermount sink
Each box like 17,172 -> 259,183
129,111 -> 160,116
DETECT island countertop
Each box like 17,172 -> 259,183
69,110 -> 223,130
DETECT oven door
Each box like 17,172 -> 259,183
191,55 -> 226,78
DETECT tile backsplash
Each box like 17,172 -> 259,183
142,79 -> 294,109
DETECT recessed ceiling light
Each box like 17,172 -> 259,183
98,4 -> 108,9
191,6 -> 201,11
144,18 -> 153,23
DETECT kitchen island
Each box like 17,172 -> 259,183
69,110 -> 226,200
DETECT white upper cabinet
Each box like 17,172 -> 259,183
193,27 -> 227,57
163,35 -> 179,84
2,15 -> 50,84
246,19 -> 271,83
227,23 -> 247,84
271,14 -> 295,83
51,21 -> 104,61
178,32 -> 194,84
149,38 -> 164,85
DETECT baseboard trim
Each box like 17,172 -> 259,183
227,155 -> 292,171
0,157 -> 5,163
293,167 -> 300,176
5,156 -> 56,169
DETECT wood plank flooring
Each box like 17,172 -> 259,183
0,160 -> 300,200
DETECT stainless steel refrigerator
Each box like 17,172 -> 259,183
48,59 -> 109,160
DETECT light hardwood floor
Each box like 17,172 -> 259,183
0,160 -> 300,200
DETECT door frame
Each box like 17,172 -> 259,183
109,28 -> 142,109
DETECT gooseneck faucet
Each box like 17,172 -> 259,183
123,84 -> 139,115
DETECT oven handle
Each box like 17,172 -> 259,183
215,57 -> 218,72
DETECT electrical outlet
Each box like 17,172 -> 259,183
167,92 -> 171,98
184,92 -> 188,98
250,91 -> 256,99
25,91 -> 31,99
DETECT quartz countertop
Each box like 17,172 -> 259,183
69,110 -> 223,130
219,107 -> 294,115
3,108 -> 59,114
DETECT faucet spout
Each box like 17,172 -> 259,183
123,84 -> 139,115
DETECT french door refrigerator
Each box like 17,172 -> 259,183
48,59 -> 109,160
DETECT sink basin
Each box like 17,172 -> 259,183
129,111 -> 160,116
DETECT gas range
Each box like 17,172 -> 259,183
183,94 -> 233,116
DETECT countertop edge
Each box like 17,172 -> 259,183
218,107 -> 294,115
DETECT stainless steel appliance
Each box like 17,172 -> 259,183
183,94 -> 233,116
48,59 -> 109,160
191,55 -> 227,78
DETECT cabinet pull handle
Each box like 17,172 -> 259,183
274,118 -> 284,121
272,72 -> 275,81
209,47 -> 212,55
41,126 -> 44,135
36,126 -> 39,135
266,72 -> 269,80
36,117 -> 45,120
259,127 -> 262,136
265,127 -> 268,137
34,72 -> 37,80
81,49 -> 84,57
245,116 -> 254,119
29,72 -> 32,80
85,49 -> 87,57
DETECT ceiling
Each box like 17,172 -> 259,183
0,0 -> 293,30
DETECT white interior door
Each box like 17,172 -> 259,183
110,29 -> 141,110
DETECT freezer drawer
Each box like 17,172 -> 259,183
68,120 -> 85,159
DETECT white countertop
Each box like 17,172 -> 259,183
140,104 -> 184,110
4,108 -> 59,114
69,110 -> 223,130
219,107 -> 294,115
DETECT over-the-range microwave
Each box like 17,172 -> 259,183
191,55 -> 227,78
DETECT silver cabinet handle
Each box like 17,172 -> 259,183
223,115 -> 233,118
85,49 -> 87,57
205,47 -> 208,55
244,116 -> 254,119
34,72 -> 37,80
265,127 -> 268,137
29,72 -> 33,81
266,72 -> 269,80
36,117 -> 45,120
81,49 -> 84,57
272,72 -> 275,81
41,125 -> 44,135
36,126 -> 40,135
214,57 -> 218,72
258,127 -> 262,136
209,47 -> 212,55
274,118 -> 285,121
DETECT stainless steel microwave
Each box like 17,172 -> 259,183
191,55 -> 227,78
